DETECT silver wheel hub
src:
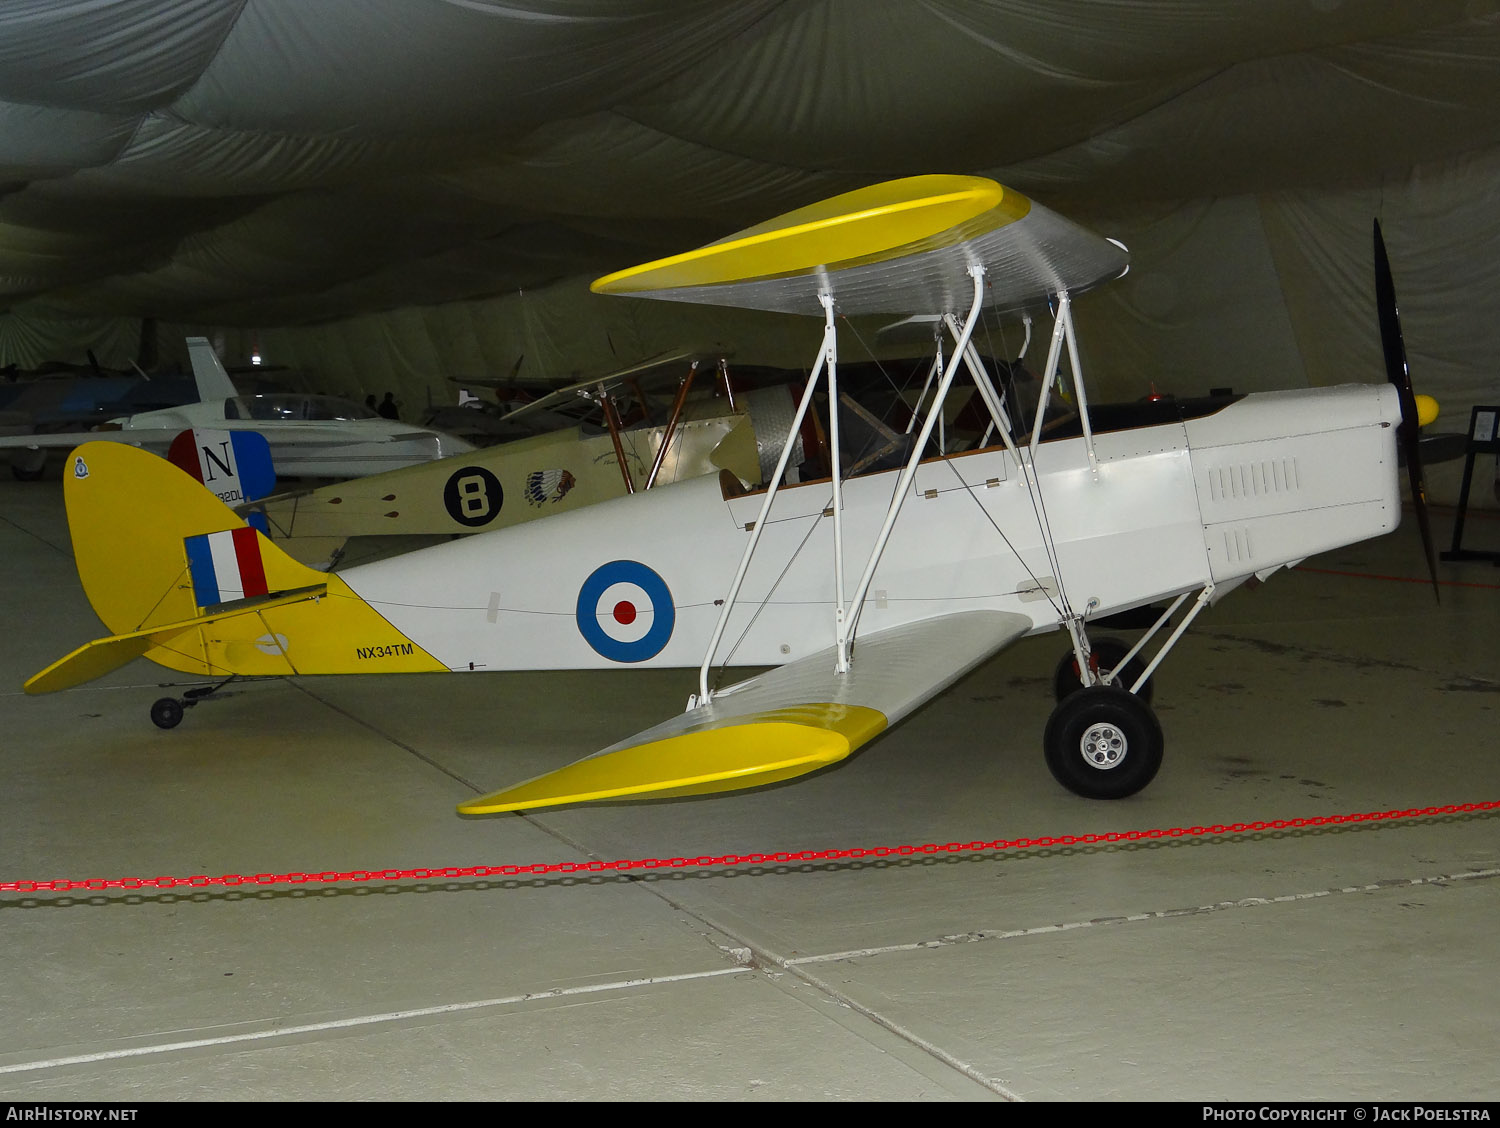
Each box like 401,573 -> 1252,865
1080,721 -> 1127,770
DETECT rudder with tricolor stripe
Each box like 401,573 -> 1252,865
184,527 -> 270,607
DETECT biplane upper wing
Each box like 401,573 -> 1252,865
495,348 -> 705,422
458,609 -> 1031,815
590,174 -> 1127,317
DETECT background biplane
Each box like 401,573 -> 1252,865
242,353 -> 794,568
22,176 -> 1435,815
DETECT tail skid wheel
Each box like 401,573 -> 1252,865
1053,637 -> 1154,704
1044,685 -> 1163,800
149,679 -> 232,729
150,698 -> 185,730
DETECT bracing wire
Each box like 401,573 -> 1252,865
708,497 -> 831,694
938,455 -> 1066,621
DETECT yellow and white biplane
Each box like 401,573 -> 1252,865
24,175 -> 1435,813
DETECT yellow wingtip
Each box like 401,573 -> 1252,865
459,704 -> 887,815
590,175 -> 1024,296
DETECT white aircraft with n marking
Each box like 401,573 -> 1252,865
0,337 -> 476,480
23,175 -> 1437,813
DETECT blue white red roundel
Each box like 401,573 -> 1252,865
575,560 -> 675,662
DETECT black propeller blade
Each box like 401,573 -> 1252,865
1373,218 -> 1440,602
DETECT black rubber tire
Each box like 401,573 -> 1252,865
1043,685 -> 1163,800
1053,636 -> 1153,705
150,698 -> 184,730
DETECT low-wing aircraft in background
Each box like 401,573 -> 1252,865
22,175 -> 1438,815
0,338 -> 476,480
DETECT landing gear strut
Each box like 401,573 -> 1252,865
1052,635 -> 1154,704
1042,584 -> 1217,799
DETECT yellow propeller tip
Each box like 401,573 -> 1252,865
1415,394 -> 1439,428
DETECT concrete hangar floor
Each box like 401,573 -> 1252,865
0,470 -> 1496,1103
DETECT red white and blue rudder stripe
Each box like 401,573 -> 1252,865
185,527 -> 269,608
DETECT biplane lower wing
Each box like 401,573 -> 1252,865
458,609 -> 1032,814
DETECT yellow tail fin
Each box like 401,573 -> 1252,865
44,442 -> 444,686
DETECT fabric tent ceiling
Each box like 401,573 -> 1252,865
1,0 -> 1498,432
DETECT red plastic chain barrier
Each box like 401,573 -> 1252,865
3,802 -> 1496,894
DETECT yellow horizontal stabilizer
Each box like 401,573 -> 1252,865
24,586 -> 327,695
24,633 -> 157,695
458,703 -> 886,815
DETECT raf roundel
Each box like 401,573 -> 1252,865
575,560 -> 675,663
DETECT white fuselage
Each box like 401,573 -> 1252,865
338,384 -> 1401,673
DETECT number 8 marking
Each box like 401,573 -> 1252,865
443,466 -> 503,528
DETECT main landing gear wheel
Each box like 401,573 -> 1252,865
1043,685 -> 1163,800
150,698 -> 184,729
1053,637 -> 1154,705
